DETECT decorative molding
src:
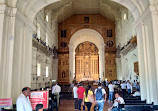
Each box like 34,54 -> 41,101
120,36 -> 137,56
16,9 -> 36,31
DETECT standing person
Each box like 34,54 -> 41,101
106,80 -> 109,87
16,87 -> 32,111
36,104 -> 43,111
83,85 -> 94,111
120,81 -> 127,97
52,83 -> 61,111
108,81 -> 115,102
133,80 -> 137,91
73,83 -> 78,110
77,83 -> 85,111
95,83 -> 107,111
110,93 -> 124,111
127,80 -> 132,94
136,82 -> 140,91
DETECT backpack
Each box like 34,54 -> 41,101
96,88 -> 103,100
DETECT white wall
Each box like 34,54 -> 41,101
116,10 -> 139,82
31,9 -> 58,90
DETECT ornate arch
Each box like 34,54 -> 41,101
69,29 -> 105,82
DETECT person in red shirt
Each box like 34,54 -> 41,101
77,83 -> 85,111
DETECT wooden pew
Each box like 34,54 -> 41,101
119,102 -> 153,110
153,105 -> 158,110
125,100 -> 146,104
124,104 -> 153,111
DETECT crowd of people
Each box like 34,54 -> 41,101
72,79 -> 140,111
73,82 -> 107,111
15,79 -> 140,111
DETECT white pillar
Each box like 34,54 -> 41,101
135,21 -> 148,101
135,5 -> 158,104
116,58 -> 122,80
99,45 -> 105,80
150,5 -> 158,105
11,10 -> 34,103
0,4 -> 7,98
0,4 -> 17,98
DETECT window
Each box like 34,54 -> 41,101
107,30 -> 112,37
124,13 -> 127,20
37,63 -> 41,76
46,66 -> 49,77
46,33 -> 48,46
46,14 -> 49,22
61,30 -> 66,38
84,17 -> 89,23
37,22 -> 40,39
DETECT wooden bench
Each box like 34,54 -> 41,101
124,104 -> 153,111
119,102 -> 153,110
125,100 -> 146,104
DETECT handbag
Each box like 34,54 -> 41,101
88,94 -> 94,103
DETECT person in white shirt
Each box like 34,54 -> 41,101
16,87 -> 32,111
121,81 -> 127,97
96,78 -> 101,83
95,83 -> 107,111
52,83 -> 61,94
127,80 -> 132,94
110,93 -> 124,111
108,81 -> 115,102
133,80 -> 137,90
52,83 -> 61,108
133,89 -> 141,97
73,83 -> 78,110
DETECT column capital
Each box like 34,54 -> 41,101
0,4 -> 6,14
0,4 -> 17,16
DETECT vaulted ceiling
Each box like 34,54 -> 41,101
44,0 -> 128,23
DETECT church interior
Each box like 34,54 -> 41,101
0,0 -> 158,110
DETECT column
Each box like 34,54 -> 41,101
116,58 -> 122,80
0,4 -> 7,98
0,4 -> 17,98
99,45 -> 105,80
52,59 -> 58,81
135,5 -> 158,104
150,5 -> 158,105
69,44 -> 74,83
11,10 -> 34,103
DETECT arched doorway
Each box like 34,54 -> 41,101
75,42 -> 99,82
69,29 -> 105,83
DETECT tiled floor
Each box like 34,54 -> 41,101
59,100 -> 113,111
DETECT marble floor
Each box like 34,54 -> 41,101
59,100 -> 113,111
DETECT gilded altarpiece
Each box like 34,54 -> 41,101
58,14 -> 117,84
75,42 -> 99,82
105,53 -> 117,81
58,54 -> 69,84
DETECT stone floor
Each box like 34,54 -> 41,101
59,100 -> 113,111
